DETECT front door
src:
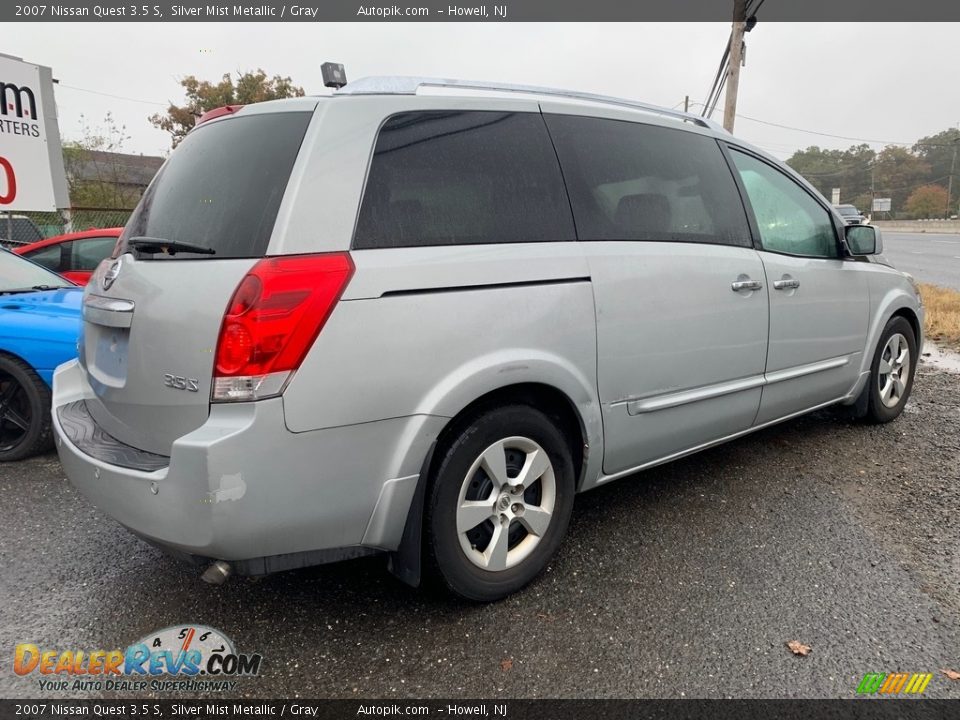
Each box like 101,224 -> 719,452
728,148 -> 869,425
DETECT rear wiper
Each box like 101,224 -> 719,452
128,237 -> 216,256
0,284 -> 69,295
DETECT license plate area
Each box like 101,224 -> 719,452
85,324 -> 130,387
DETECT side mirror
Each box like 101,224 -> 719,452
845,224 -> 881,256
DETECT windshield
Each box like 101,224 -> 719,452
0,250 -> 74,292
836,206 -> 860,217
117,111 -> 313,260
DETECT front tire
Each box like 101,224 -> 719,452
862,316 -> 917,423
0,354 -> 53,462
426,405 -> 575,602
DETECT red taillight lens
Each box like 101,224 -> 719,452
212,253 -> 354,400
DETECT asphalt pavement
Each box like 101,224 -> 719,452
1,360 -> 959,700
882,232 -> 960,290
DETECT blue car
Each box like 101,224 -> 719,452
0,248 -> 82,461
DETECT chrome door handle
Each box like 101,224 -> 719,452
773,278 -> 800,290
731,279 -> 763,292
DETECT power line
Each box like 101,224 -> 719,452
737,112 -> 957,148
57,83 -> 168,107
684,100 -> 955,148
701,32 -> 731,119
735,112 -> 915,146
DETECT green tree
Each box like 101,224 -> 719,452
913,127 -> 960,189
149,69 -> 305,147
61,112 -> 140,209
786,144 -> 875,206
872,146 -> 931,215
906,184 -> 949,218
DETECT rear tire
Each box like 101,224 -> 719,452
426,404 -> 575,602
861,316 -> 917,424
0,354 -> 53,462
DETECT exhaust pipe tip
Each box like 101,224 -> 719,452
201,560 -> 232,585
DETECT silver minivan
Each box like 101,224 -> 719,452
53,78 -> 923,601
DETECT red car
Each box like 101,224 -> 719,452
13,228 -> 122,286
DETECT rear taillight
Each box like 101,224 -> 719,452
212,252 -> 354,402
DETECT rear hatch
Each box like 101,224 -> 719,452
79,106 -> 316,455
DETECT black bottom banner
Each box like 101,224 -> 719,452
1,700 -> 958,720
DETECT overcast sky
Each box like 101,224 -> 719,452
5,22 -> 958,159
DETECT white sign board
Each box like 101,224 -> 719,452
872,198 -> 892,212
0,53 -> 69,211
831,188 -> 841,205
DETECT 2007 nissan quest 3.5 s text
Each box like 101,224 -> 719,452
53,77 -> 923,601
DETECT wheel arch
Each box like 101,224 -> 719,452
431,382 -> 590,490
860,285 -> 923,377
890,306 -> 921,349
388,377 -> 601,589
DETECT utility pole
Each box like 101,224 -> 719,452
722,0 -> 748,133
684,95 -> 690,113
947,132 -> 959,218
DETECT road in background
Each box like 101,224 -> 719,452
2,360 -> 959,699
881,232 -> 960,290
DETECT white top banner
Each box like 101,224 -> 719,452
0,53 -> 69,211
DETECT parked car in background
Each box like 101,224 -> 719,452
0,249 -> 81,461
0,215 -> 44,247
834,204 -> 867,225
14,228 -> 122,286
53,78 -> 923,601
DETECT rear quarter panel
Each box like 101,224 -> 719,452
281,244 -> 603,488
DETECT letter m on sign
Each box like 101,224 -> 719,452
0,83 -> 37,119
856,673 -> 886,694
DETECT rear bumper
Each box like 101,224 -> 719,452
52,360 -> 444,567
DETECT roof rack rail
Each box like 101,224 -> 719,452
336,76 -> 725,132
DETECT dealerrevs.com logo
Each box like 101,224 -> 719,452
14,625 -> 262,693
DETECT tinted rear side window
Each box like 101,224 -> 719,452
353,111 -> 575,249
23,243 -> 63,271
72,237 -> 117,270
544,115 -> 750,246
119,112 -> 312,259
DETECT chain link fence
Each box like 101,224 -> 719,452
1,207 -> 133,248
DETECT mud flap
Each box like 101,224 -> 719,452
387,440 -> 437,587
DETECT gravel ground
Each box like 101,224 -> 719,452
1,357 -> 958,700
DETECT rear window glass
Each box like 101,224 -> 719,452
353,111 -> 575,249
544,115 -> 750,247
119,112 -> 312,259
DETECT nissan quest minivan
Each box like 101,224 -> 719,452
53,78 -> 923,601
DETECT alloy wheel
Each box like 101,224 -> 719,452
0,374 -> 30,453
878,332 -> 910,409
456,436 -> 556,572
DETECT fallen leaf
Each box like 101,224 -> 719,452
786,640 -> 812,656
500,658 -> 513,671
943,669 -> 960,681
